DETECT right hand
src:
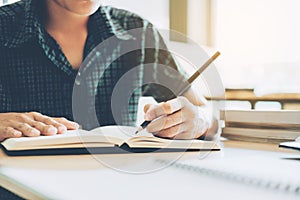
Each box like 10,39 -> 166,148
0,112 -> 79,141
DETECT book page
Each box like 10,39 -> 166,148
91,126 -> 140,145
92,126 -> 219,150
91,126 -> 161,145
2,130 -> 115,151
127,136 -> 219,150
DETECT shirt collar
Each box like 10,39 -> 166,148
4,1 -> 134,49
88,6 -> 135,46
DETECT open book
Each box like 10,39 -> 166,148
1,126 -> 219,156
279,136 -> 300,151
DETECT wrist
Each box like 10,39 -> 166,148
195,106 -> 211,139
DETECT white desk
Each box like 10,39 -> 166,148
0,141 -> 299,200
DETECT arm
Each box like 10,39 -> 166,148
140,25 -> 216,139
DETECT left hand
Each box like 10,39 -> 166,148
143,96 -> 209,140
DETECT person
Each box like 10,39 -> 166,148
0,0 -> 214,142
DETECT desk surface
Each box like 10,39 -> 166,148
0,141 -> 299,200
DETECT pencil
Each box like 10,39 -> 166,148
135,51 -> 221,134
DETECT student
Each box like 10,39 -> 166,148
0,0 -> 212,141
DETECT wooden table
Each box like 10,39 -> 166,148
0,140 -> 299,200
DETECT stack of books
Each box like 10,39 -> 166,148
220,110 -> 300,143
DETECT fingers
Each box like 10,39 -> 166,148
144,104 -> 151,113
152,122 -> 200,139
32,113 -> 79,134
0,127 -> 22,141
53,117 -> 79,130
14,112 -> 61,137
31,112 -> 79,131
172,132 -> 195,140
144,97 -> 183,121
12,112 -> 77,135
153,122 -> 203,139
30,113 -> 59,133
30,121 -> 58,135
0,112 -> 80,141
146,110 -> 185,133
10,122 -> 41,137
154,123 -> 185,139
145,97 -> 190,138
144,96 -> 209,139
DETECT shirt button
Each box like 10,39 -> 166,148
75,79 -> 81,86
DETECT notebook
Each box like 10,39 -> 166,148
156,158 -> 300,196
0,126 -> 219,156
279,136 -> 300,151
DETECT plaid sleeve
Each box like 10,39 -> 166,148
0,81 -> 11,113
142,25 -> 189,102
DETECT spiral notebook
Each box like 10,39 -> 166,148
156,156 -> 300,196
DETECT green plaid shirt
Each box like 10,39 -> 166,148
0,0 -> 186,129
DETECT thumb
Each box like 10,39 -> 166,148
143,104 -> 151,113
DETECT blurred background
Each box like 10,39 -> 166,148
2,0 -> 300,110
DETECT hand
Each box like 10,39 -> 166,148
144,96 -> 209,140
0,112 -> 79,141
